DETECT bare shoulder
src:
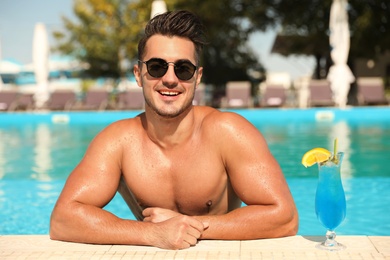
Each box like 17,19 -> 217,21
95,114 -> 143,139
198,107 -> 261,140
196,107 -> 271,163
106,114 -> 143,130
85,114 -> 144,156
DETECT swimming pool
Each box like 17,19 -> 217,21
1,107 -> 389,235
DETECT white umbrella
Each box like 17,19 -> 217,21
327,0 -> 355,108
33,23 -> 50,108
151,0 -> 167,19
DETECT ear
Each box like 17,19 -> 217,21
195,67 -> 203,89
133,64 -> 143,88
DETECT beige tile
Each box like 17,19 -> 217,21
112,241 -> 240,259
184,240 -> 240,252
110,244 -> 168,252
0,235 -> 111,252
241,236 -> 318,252
369,236 -> 390,254
241,236 -> 377,253
1,235 -> 389,259
110,239 -> 240,253
336,236 -> 378,252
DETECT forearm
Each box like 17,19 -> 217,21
50,202 -> 152,246
197,205 -> 298,240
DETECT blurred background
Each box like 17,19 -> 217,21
0,0 -> 389,109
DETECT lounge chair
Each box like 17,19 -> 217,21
357,77 -> 388,105
259,72 -> 292,107
308,80 -> 335,107
76,89 -> 110,110
116,88 -> 144,110
46,90 -> 77,110
0,90 -> 19,111
261,85 -> 287,107
17,93 -> 35,110
221,81 -> 253,108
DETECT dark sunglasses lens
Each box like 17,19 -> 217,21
146,59 -> 167,78
145,59 -> 196,80
175,61 -> 196,80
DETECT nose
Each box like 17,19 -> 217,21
162,63 -> 178,86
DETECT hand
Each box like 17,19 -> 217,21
149,214 -> 209,250
142,207 -> 180,223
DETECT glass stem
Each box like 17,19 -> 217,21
324,230 -> 337,247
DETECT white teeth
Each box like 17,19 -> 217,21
160,91 -> 179,96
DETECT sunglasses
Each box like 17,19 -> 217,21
139,58 -> 198,81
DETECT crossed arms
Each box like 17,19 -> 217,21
50,113 -> 298,249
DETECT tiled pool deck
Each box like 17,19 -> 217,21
0,235 -> 389,259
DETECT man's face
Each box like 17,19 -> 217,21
134,35 -> 203,118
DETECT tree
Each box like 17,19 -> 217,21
348,1 -> 390,59
164,0 -> 271,105
54,0 -> 269,93
168,0 -> 260,85
246,0 -> 390,79
252,0 -> 333,79
53,0 -> 150,79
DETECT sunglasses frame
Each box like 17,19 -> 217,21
138,58 -> 198,81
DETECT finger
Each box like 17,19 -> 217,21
142,210 -> 148,218
179,241 -> 192,249
202,221 -> 209,229
187,217 -> 206,232
142,208 -> 150,217
183,233 -> 198,246
186,228 -> 201,239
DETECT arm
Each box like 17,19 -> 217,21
199,112 -> 298,239
50,121 -> 206,249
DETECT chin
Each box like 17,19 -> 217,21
148,100 -> 193,118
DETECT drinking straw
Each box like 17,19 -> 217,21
333,138 -> 339,164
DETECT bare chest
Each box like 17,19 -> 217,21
121,142 -> 229,215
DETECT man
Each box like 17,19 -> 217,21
50,10 -> 298,250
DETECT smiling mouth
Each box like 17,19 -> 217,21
159,91 -> 180,96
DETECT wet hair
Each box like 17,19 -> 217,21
138,10 -> 207,64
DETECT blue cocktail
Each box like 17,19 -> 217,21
315,152 -> 346,251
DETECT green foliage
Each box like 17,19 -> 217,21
53,0 -> 151,79
169,0 -> 265,86
246,0 -> 390,78
53,0 -> 390,83
53,0 -> 266,86
349,1 -> 390,59
265,0 -> 390,59
80,79 -> 96,92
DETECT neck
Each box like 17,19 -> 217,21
142,106 -> 196,149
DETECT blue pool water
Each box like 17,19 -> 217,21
0,107 -> 390,236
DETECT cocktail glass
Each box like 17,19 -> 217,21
315,152 -> 346,251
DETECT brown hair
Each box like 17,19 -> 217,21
138,10 -> 207,64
